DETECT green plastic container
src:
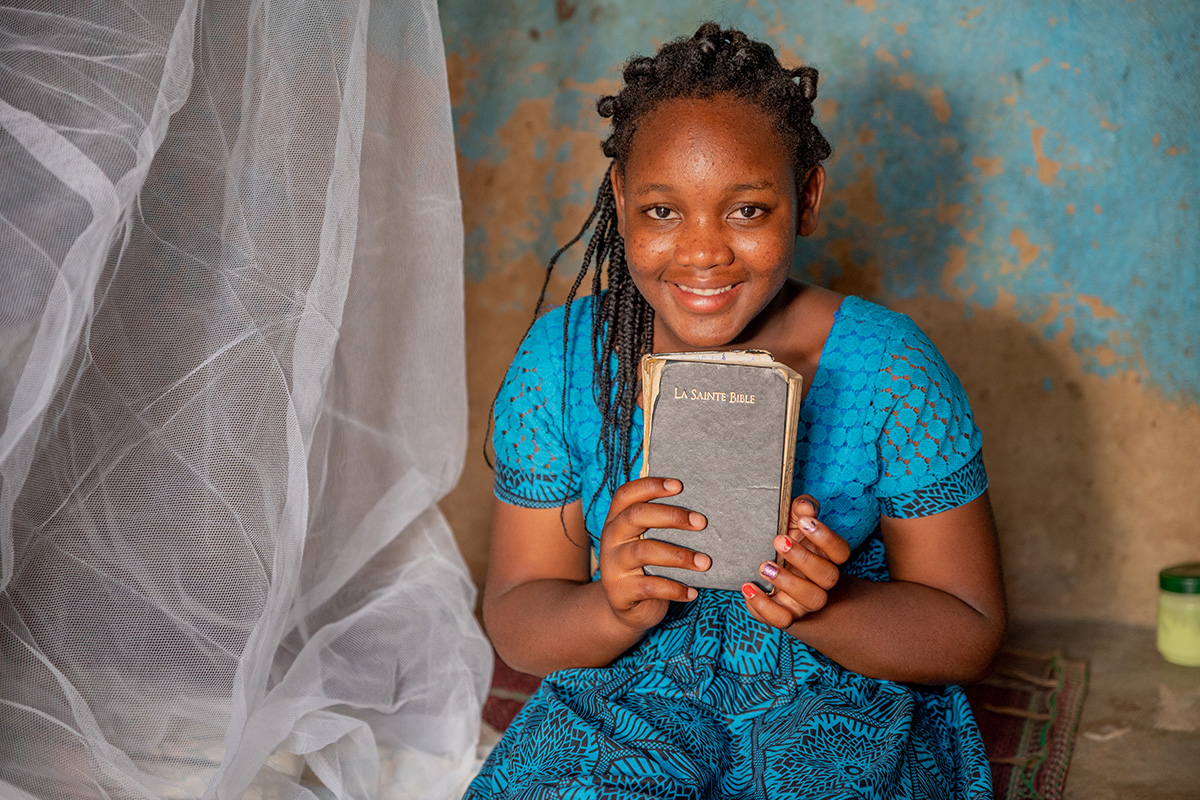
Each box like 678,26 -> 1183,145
1157,562 -> 1200,667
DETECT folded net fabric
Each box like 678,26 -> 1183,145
0,2 -> 490,797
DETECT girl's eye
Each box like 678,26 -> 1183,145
734,206 -> 764,219
648,206 -> 674,220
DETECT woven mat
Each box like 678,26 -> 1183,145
962,649 -> 1089,800
483,648 -> 1088,800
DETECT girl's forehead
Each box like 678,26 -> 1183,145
624,95 -> 793,180
638,94 -> 767,133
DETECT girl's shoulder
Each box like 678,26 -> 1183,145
521,294 -> 602,357
801,290 -> 961,390
825,295 -> 970,411
832,292 -> 908,328
773,283 -> 917,370
508,296 -> 600,376
829,293 -> 935,354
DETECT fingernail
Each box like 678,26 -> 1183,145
686,587 -> 698,601
775,535 -> 793,552
689,512 -> 706,529
798,517 -> 817,534
694,553 -> 711,571
664,479 -> 682,492
741,583 -> 757,599
760,562 -> 779,580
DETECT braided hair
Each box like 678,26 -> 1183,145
494,22 -> 833,536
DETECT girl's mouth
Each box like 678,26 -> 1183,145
666,281 -> 742,315
673,283 -> 735,297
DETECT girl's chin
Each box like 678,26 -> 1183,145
655,314 -> 754,352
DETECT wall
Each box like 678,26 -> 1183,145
436,0 -> 1199,626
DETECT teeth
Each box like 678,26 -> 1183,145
677,284 -> 733,296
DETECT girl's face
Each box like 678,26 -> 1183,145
611,94 -> 824,353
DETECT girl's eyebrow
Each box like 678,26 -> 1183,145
633,182 -> 675,195
633,179 -> 778,195
729,179 -> 776,191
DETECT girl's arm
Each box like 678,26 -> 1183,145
746,491 -> 1006,685
483,477 -> 712,677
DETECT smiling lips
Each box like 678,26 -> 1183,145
674,283 -> 735,297
668,280 -> 742,313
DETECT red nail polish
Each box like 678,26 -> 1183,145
778,536 -> 792,552
741,583 -> 757,599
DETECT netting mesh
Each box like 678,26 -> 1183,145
0,1 -> 490,797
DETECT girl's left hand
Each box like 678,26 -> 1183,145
742,495 -> 852,629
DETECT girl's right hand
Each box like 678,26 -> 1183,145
597,476 -> 711,634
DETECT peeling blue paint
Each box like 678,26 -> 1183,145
464,225 -> 490,282
439,0 -> 1199,404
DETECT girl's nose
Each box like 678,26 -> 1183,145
674,221 -> 734,269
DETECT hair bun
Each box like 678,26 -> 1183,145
791,66 -> 820,101
596,95 -> 617,118
693,21 -> 723,55
623,56 -> 655,83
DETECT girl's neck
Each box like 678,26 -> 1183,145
730,279 -> 804,354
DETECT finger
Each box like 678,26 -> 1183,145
623,537 -> 712,573
786,506 -> 821,553
742,592 -> 770,626
753,561 -> 808,619
787,516 -> 852,565
613,502 -> 706,546
791,536 -> 824,557
790,494 -> 821,521
757,559 -> 830,612
774,534 -> 840,590
740,582 -> 794,629
606,476 -> 686,523
616,573 -> 699,607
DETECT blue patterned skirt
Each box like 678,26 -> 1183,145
465,591 -> 991,799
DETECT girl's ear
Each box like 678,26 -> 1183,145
797,165 -> 826,237
610,163 -> 627,238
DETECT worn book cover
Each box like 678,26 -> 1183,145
639,350 -> 802,592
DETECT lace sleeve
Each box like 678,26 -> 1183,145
491,308 -> 582,508
873,318 -> 987,518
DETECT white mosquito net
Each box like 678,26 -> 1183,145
0,1 -> 491,798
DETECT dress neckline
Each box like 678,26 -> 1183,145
629,294 -> 861,426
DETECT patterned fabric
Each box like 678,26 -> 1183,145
469,295 -> 992,799
878,456 -> 989,519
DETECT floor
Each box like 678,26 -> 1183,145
1005,618 -> 1200,800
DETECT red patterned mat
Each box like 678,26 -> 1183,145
483,649 -> 1088,800
963,649 -> 1089,800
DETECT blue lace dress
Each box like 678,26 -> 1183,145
467,295 -> 992,800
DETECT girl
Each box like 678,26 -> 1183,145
468,22 -> 1006,800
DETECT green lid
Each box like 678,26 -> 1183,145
1160,562 -> 1200,594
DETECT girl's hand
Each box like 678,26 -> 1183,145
598,476 -> 711,634
742,495 -> 852,629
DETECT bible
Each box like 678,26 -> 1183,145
639,350 -> 803,593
